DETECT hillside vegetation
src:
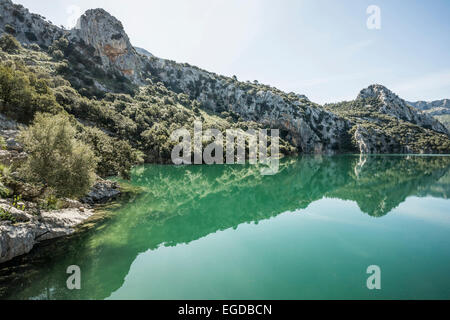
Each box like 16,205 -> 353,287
0,34 -> 297,212
325,98 -> 450,154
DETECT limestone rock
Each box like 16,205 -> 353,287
0,207 -> 94,263
81,179 -> 120,205
358,85 -> 448,134
135,46 -> 153,58
0,200 -> 34,222
72,9 -> 144,83
0,0 -> 64,47
0,129 -> 23,152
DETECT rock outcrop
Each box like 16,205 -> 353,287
0,114 -> 26,165
135,46 -> 153,58
358,85 -> 448,134
0,207 -> 94,263
81,179 -> 120,205
72,9 -> 145,83
0,0 -> 64,47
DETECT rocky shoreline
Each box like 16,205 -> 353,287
0,112 -> 122,264
0,179 -> 120,264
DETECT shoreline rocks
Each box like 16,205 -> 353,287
0,207 -> 94,264
0,180 -> 121,264
81,179 -> 121,205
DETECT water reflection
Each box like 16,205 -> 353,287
0,155 -> 449,299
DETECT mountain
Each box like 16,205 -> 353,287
408,99 -> 450,132
357,85 -> 447,134
0,0 -> 449,157
326,85 -> 449,154
408,99 -> 450,116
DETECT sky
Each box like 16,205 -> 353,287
12,0 -> 450,104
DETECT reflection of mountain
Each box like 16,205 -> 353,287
1,155 -> 449,299
328,156 -> 450,216
416,170 -> 450,199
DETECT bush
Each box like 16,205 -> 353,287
29,43 -> 40,51
78,126 -> 143,179
18,113 -> 98,198
51,49 -> 64,60
0,63 -> 62,123
0,34 -> 21,53
0,136 -> 6,150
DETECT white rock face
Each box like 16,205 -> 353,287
358,85 -> 448,134
0,208 -> 94,263
72,8 -> 144,83
0,0 -> 64,47
146,58 -> 351,153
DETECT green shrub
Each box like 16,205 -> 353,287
0,63 -> 63,123
0,136 -> 6,150
18,113 -> 98,198
0,208 -> 16,223
51,49 -> 64,60
29,43 -> 40,51
78,126 -> 143,179
0,34 -> 21,53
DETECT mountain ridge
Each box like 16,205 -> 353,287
0,0 -> 449,155
407,99 -> 450,132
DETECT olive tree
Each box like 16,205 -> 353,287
19,113 -> 98,198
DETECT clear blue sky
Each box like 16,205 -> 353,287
13,0 -> 450,104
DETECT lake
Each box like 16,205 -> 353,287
1,155 -> 449,300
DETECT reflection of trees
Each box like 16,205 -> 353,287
1,155 -> 449,300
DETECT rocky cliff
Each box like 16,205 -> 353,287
0,0 -> 449,155
0,0 -> 64,47
358,85 -> 448,134
72,9 -> 145,84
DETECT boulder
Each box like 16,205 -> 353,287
81,180 -> 120,205
0,207 -> 94,263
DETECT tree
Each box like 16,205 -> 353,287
0,34 -> 21,53
78,126 -> 143,179
0,63 -> 62,123
19,113 -> 98,198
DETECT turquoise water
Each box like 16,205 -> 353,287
1,155 -> 450,299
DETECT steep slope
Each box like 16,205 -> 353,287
72,9 -> 146,84
408,99 -> 450,116
145,57 -> 353,153
0,0 -> 64,47
1,0 -> 449,156
326,85 -> 450,154
0,1 -> 353,154
408,99 -> 450,132
358,85 -> 447,134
